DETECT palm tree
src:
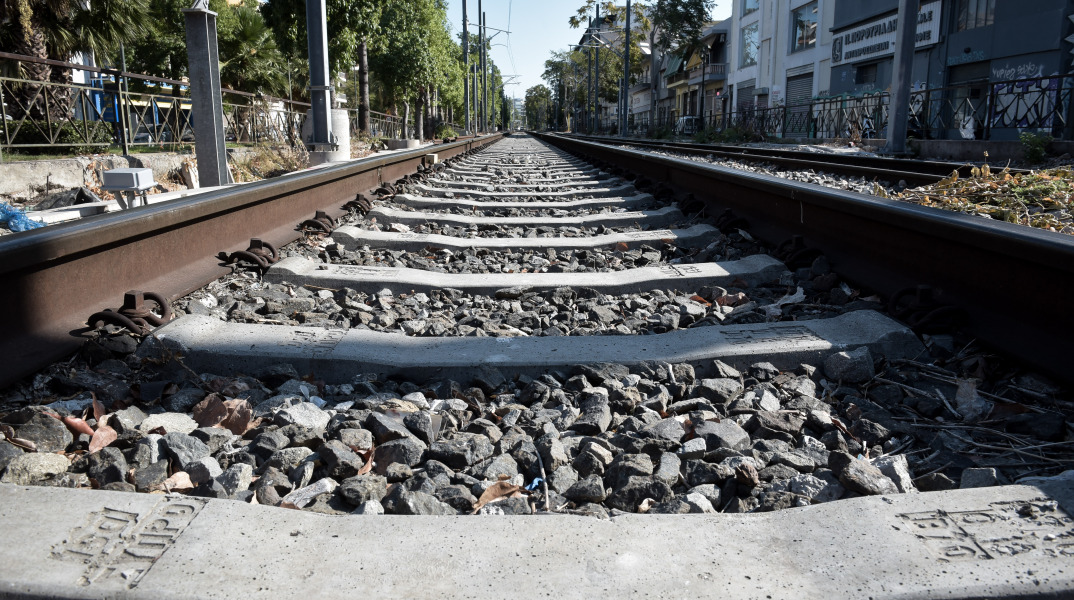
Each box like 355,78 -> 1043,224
0,0 -> 151,118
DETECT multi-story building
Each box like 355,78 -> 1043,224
830,0 -> 1074,140
727,0 -> 835,115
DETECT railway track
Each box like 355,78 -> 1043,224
567,132 -> 1034,188
0,133 -> 1072,598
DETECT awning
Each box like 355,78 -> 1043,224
664,53 -> 684,78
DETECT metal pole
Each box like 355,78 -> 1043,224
183,0 -> 228,186
463,0 -> 470,133
594,5 -> 600,133
885,0 -> 919,154
305,0 -> 332,149
587,39 -> 593,132
622,0 -> 631,136
485,10 -> 489,132
119,42 -> 130,155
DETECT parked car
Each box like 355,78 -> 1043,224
674,116 -> 701,135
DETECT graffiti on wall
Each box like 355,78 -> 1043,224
990,74 -> 1065,132
991,61 -> 1045,81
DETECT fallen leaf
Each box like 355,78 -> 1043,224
88,424 -> 117,453
471,481 -> 524,513
689,295 -> 712,306
158,471 -> 194,493
615,242 -> 629,252
9,437 -> 37,452
219,398 -> 254,435
92,394 -> 106,422
62,416 -> 95,437
192,393 -> 229,428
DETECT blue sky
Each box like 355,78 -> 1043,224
442,1 -> 732,101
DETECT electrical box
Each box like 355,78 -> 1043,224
102,168 -> 155,192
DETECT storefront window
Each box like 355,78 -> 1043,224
957,0 -> 995,31
740,23 -> 759,67
743,0 -> 759,16
791,2 -> 818,53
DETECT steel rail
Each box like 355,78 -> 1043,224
0,134 -> 503,389
536,132 -> 1074,383
565,133 -> 1032,186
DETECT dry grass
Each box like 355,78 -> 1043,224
883,162 -> 1074,235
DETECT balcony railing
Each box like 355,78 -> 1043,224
689,63 -> 728,84
666,72 -> 688,86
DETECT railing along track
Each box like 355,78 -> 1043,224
565,133 -> 1033,187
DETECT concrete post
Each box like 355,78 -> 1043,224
885,0 -> 919,155
183,0 -> 229,187
305,0 -> 332,150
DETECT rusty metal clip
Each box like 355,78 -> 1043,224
775,235 -> 823,269
344,194 -> 373,216
220,238 -> 279,269
87,290 -> 174,335
714,208 -> 749,233
888,285 -> 965,333
298,210 -> 336,233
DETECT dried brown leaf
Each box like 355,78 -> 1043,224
471,481 -> 524,514
9,437 -> 36,452
158,471 -> 194,493
88,424 -> 117,453
219,398 -> 254,435
92,394 -> 106,422
192,393 -> 229,428
62,416 -> 95,437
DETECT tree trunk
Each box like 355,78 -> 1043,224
358,40 -> 370,136
403,101 -> 410,139
10,14 -> 53,120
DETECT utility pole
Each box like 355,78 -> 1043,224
463,0 -> 469,133
885,0 -> 919,154
594,4 -> 600,133
621,0 -> 631,136
183,0 -> 227,186
587,25 -> 593,132
305,0 -> 332,154
482,10 -> 488,133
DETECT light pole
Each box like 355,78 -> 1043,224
621,0 -> 631,137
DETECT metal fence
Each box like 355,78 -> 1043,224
0,52 -> 312,154
0,52 -> 451,154
610,73 -> 1074,142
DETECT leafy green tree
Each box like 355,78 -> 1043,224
524,84 -> 552,130
219,6 -> 286,95
569,0 -> 713,132
260,0 -> 382,131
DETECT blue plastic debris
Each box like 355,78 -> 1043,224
0,202 -> 44,232
525,478 -> 544,492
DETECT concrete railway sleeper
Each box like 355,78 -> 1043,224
0,134 -> 1071,598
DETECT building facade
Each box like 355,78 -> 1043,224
830,0 -> 1074,139
727,0 -> 835,113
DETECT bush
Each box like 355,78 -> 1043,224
1020,131 -> 1052,164
7,119 -> 114,154
435,124 -> 457,139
